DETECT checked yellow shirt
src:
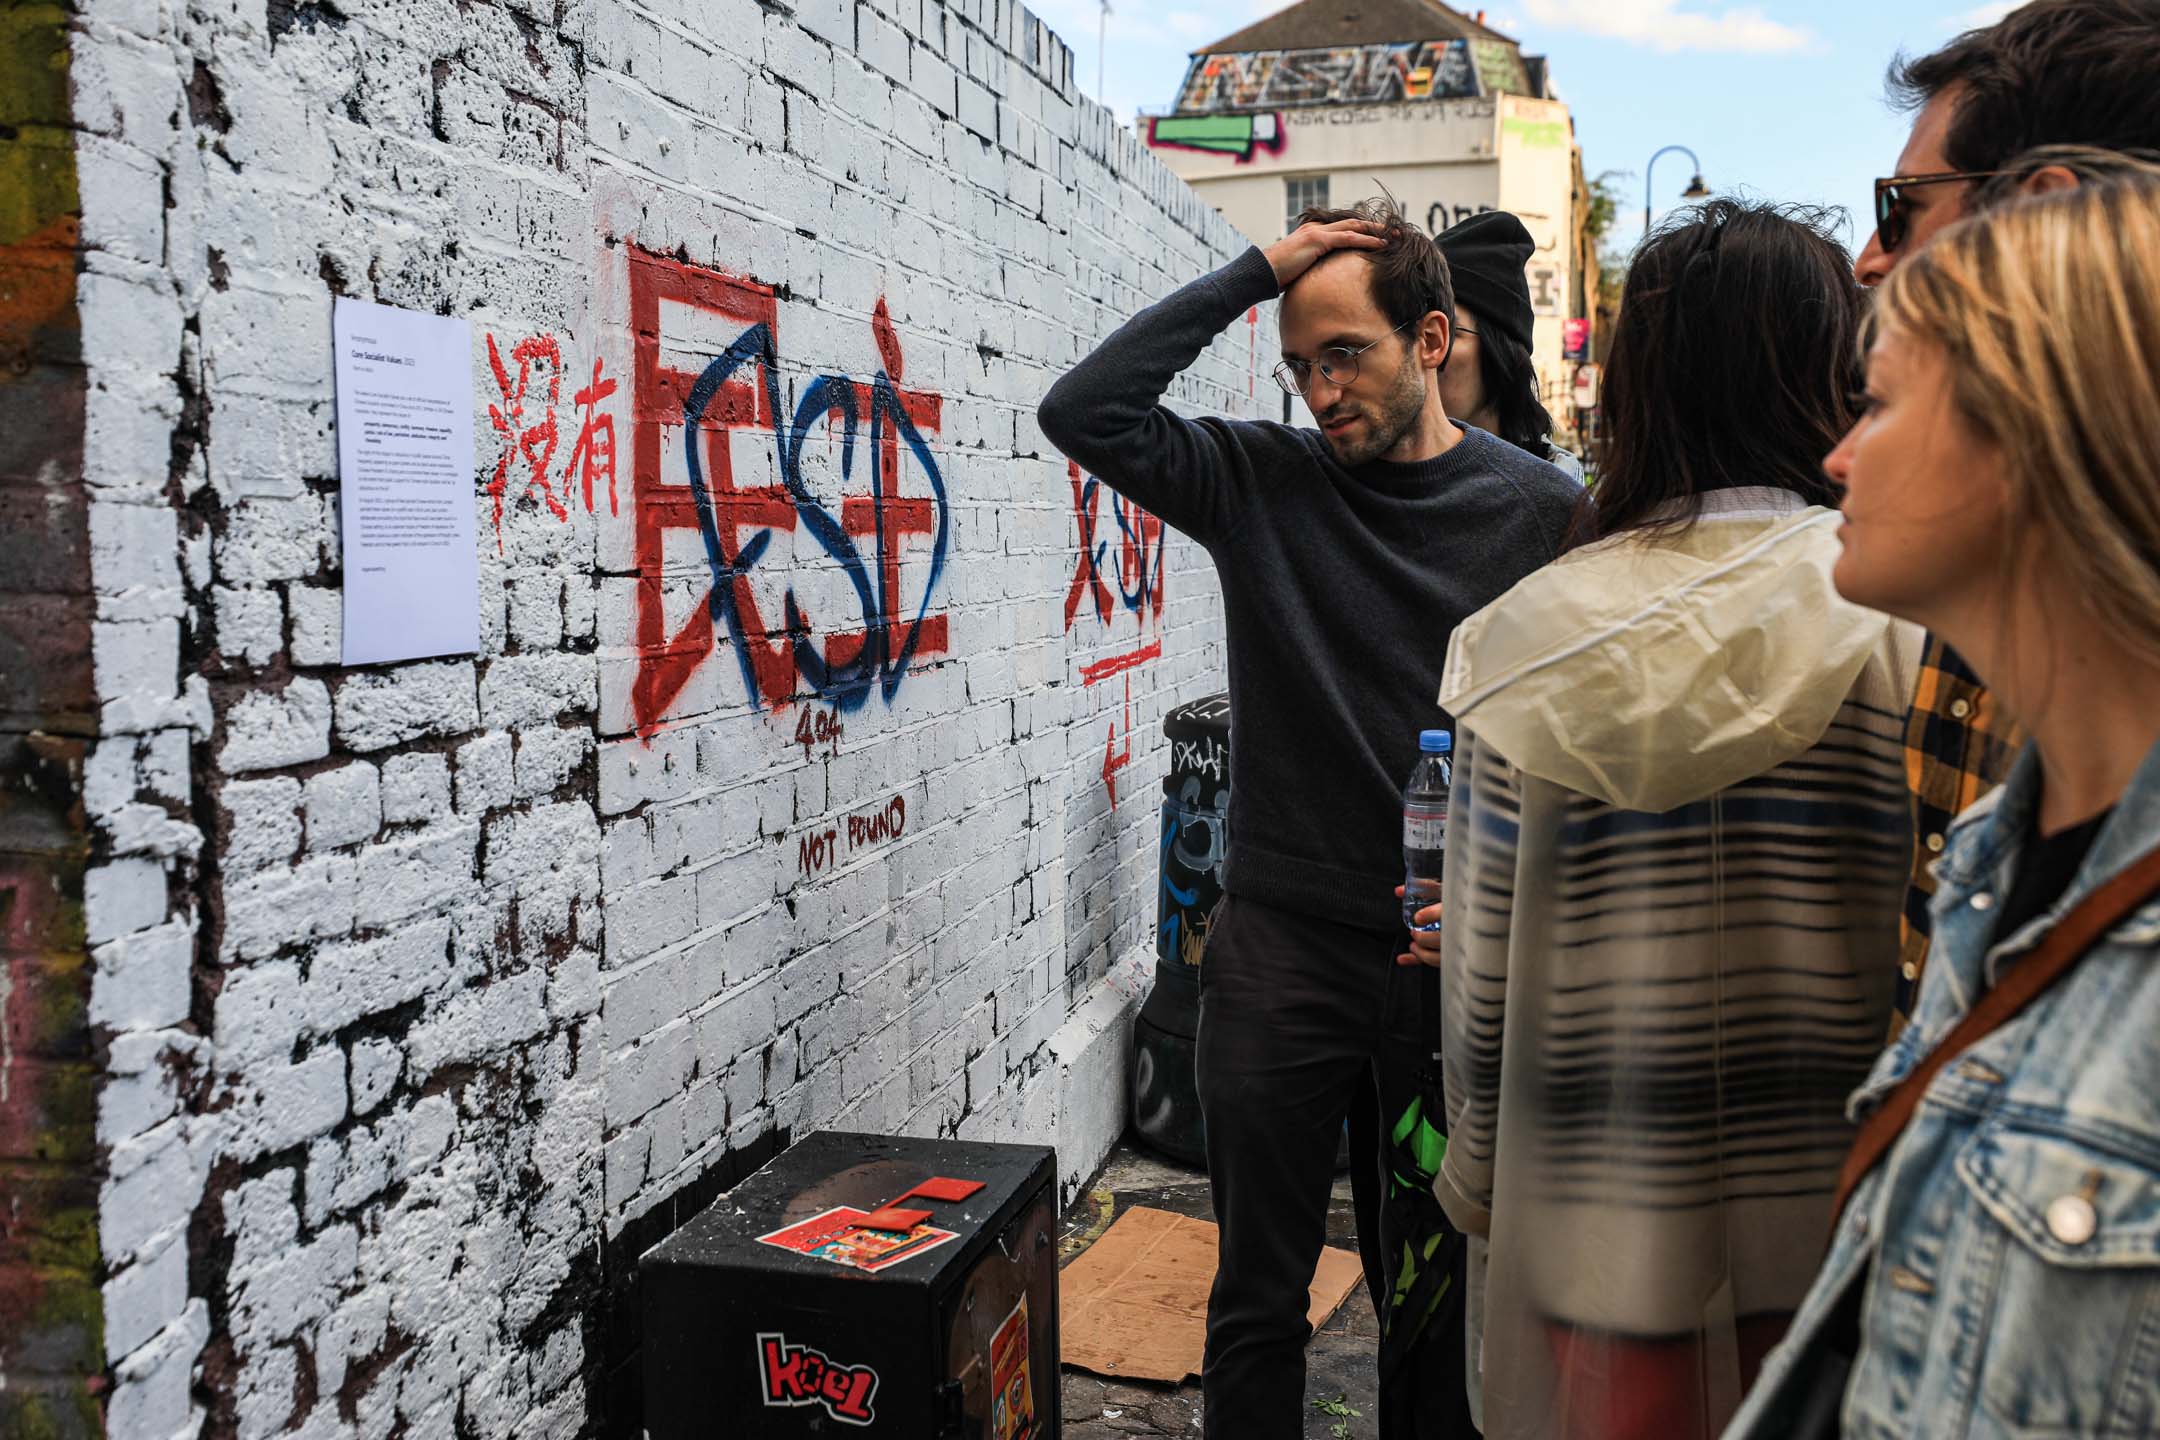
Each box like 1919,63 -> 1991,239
1897,634 -> 2024,1026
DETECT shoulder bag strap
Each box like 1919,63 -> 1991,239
1831,843 -> 2160,1225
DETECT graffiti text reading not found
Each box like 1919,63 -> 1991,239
796,794 -> 909,880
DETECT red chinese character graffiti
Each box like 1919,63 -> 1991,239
565,357 -> 620,516
485,333 -> 568,547
479,342 -> 621,545
627,247 -> 950,738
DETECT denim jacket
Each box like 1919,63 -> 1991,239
1724,736 -> 2160,1439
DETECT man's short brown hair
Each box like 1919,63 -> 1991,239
1290,196 -> 1455,333
1889,0 -> 2160,174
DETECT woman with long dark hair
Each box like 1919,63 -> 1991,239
1406,200 -> 1921,1440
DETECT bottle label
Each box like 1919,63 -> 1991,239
1404,804 -> 1448,849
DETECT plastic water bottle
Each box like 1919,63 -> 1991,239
1402,729 -> 1452,933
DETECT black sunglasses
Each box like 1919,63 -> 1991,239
1873,170 -> 2004,253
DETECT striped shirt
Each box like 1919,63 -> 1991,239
1435,585 -> 1918,1439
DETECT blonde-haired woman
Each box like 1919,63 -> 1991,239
1725,171 -> 2160,1437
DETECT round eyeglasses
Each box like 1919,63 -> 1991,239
1274,319 -> 1415,395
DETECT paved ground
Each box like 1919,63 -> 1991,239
1056,1140 -> 1382,1439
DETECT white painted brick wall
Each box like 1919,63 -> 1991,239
72,0 -> 1277,1432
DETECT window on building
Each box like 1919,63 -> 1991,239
1284,177 -> 1330,235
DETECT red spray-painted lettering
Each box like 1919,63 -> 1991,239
480,335 -> 626,549
797,794 -> 909,879
1066,461 -> 1168,806
1064,461 -> 1166,634
565,356 -> 620,516
485,334 -> 568,546
629,248 -> 950,736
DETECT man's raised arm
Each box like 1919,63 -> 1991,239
1037,221 -> 1382,544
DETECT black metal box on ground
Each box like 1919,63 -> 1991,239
641,1131 -> 1060,1438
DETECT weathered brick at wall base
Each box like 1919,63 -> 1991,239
55,0 -> 1277,1435
1,739 -> 104,1440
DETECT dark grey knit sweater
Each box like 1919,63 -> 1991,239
1039,246 -> 1580,933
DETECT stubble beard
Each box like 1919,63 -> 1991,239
1322,351 -> 1428,466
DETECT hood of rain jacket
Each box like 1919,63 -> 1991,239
1437,487 -> 1891,814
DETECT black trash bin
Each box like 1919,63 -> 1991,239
1130,694 -> 1229,1166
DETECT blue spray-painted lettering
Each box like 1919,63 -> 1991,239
679,323 -> 950,714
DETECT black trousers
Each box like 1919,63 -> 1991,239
1197,892 -> 1468,1439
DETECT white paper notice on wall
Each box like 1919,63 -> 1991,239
333,297 -> 481,665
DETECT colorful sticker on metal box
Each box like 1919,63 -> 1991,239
755,1204 -> 960,1273
757,1332 -> 879,1426
991,1296 -> 1036,1439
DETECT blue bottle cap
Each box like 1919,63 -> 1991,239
1420,729 -> 1453,754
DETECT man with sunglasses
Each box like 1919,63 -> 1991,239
1852,0 -> 2160,1029
1038,199 -> 1575,1438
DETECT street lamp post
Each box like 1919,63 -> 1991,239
1644,145 -> 1711,236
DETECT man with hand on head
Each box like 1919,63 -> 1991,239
1038,199 -> 1577,1438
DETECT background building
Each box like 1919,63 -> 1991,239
1145,0 -> 1596,443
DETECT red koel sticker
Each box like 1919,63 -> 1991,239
755,1205 -> 959,1273
758,1332 -> 880,1426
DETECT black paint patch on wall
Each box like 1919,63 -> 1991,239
591,1126 -> 790,1438
265,0 -> 347,43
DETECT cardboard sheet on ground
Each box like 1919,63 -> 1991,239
1058,1205 -> 1363,1382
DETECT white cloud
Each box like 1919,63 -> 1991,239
1523,0 -> 1815,53
1948,1 -> 2020,28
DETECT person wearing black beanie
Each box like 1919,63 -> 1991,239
1438,211 -> 1537,351
1436,211 -> 1579,479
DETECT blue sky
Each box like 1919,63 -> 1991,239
1027,0 -> 2023,256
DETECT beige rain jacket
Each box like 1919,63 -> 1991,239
1432,488 -> 1921,1439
